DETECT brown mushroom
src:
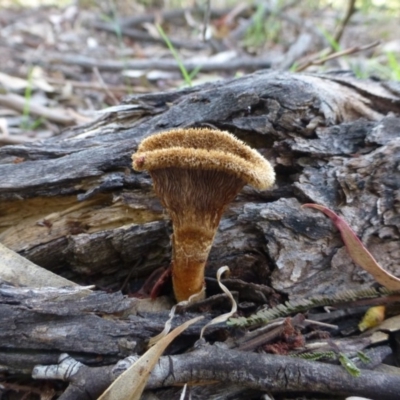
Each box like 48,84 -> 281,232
132,128 -> 275,302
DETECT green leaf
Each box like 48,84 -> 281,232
338,353 -> 361,377
357,351 -> 371,364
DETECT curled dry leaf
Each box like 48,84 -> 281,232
148,288 -> 205,347
200,266 -> 237,338
302,204 -> 400,290
150,266 -> 236,348
98,315 -> 203,400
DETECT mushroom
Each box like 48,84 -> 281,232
132,128 -> 275,302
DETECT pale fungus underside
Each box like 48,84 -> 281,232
132,128 -> 275,302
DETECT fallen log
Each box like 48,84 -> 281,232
1,70 -> 399,296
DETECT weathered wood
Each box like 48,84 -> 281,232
1,70 -> 399,297
0,284 -> 210,372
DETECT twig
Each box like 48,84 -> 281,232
235,320 -> 286,351
0,134 -> 35,145
46,78 -> 146,93
119,7 -> 230,28
336,294 -> 400,310
88,20 -> 205,51
294,0 -> 359,72
304,319 -> 338,330
36,346 -> 400,400
92,67 -> 119,105
315,41 -> 380,63
30,54 -> 272,73
295,40 -> 380,72
0,93 -> 76,125
333,0 -> 357,44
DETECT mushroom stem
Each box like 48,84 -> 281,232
171,226 -> 213,302
151,168 -> 245,302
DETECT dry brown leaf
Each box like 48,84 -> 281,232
368,314 -> 400,333
97,315 -> 203,400
0,242 -> 78,288
200,266 -> 237,338
148,288 -> 205,347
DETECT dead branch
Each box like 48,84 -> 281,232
0,93 -> 76,126
33,345 -> 400,400
24,53 -> 272,73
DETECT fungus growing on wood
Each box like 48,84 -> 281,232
132,128 -> 275,302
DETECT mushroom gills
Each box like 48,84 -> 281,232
151,167 -> 245,302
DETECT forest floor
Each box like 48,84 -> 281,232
1,2 -> 400,400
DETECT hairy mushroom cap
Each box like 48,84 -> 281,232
132,128 -> 275,302
132,128 -> 275,190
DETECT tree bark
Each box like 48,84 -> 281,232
0,284 -> 208,370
